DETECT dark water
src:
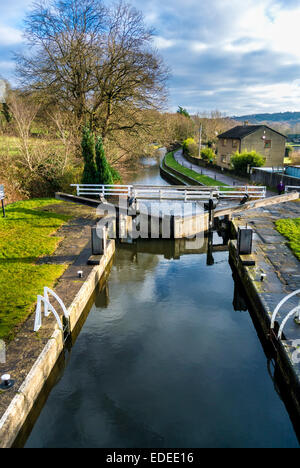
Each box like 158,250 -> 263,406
23,155 -> 299,448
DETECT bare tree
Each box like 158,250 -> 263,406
16,0 -> 107,123
91,2 -> 168,141
16,0 -> 169,142
47,108 -> 79,172
7,93 -> 40,171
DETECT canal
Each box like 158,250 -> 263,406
22,153 -> 299,448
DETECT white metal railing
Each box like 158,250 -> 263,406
70,184 -> 266,200
285,185 -> 300,193
271,289 -> 300,339
34,287 -> 69,333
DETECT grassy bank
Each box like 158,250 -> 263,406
276,217 -> 300,260
0,199 -> 73,340
164,151 -> 226,186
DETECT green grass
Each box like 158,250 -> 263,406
164,151 -> 227,187
276,218 -> 300,260
0,136 -> 22,157
0,199 -> 73,340
0,135 -> 64,158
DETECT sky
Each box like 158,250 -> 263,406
1,0 -> 300,116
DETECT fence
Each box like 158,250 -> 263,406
285,185 -> 300,193
70,184 -> 266,201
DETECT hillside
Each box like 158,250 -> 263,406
232,112 -> 300,125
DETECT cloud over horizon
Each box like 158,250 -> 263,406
1,0 -> 300,115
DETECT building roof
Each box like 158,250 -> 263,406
217,125 -> 287,140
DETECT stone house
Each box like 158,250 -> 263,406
216,124 -> 286,169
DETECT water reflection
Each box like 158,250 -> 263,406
20,234 -> 300,448
13,151 -> 300,448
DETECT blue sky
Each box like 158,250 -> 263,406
1,0 -> 300,116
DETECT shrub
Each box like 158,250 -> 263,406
95,137 -> 114,185
231,150 -> 265,175
81,126 -> 97,184
201,147 -> 216,163
285,144 -> 293,158
109,166 -> 122,183
183,137 -> 198,157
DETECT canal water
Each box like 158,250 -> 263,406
23,153 -> 299,448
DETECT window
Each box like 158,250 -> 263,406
264,140 -> 272,148
222,139 -> 227,146
221,155 -> 227,163
232,139 -> 238,148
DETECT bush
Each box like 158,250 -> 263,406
183,137 -> 198,157
201,147 -> 216,163
109,166 -> 122,183
95,137 -> 114,185
81,126 -> 97,184
231,150 -> 265,175
285,144 -> 293,158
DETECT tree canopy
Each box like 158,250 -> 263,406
16,0 -> 169,142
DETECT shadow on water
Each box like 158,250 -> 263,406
12,232 -> 300,448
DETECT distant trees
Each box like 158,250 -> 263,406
177,106 -> 190,119
193,112 -> 236,146
163,113 -> 195,146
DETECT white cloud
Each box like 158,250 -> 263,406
0,25 -> 23,46
153,36 -> 176,49
190,42 -> 208,53
0,60 -> 16,70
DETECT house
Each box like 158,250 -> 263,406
216,124 -> 286,169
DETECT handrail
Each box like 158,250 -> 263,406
271,289 -> 300,329
277,305 -> 300,339
70,184 -> 266,200
270,289 -> 300,339
285,186 -> 300,193
34,296 -> 63,332
44,287 -> 69,319
34,288 -> 69,332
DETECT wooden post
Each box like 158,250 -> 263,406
1,199 -> 5,218
0,185 -> 5,217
